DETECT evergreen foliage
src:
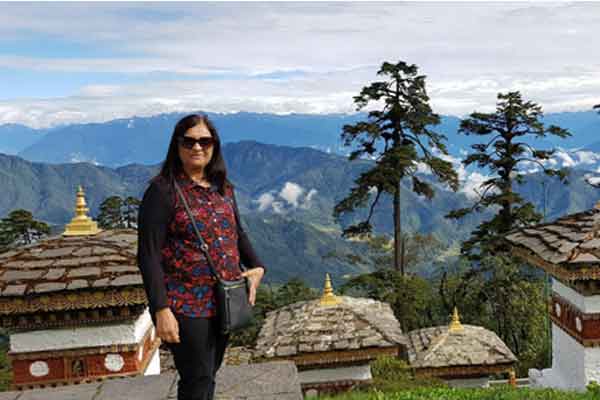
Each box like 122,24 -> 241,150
340,269 -> 438,332
96,195 -> 140,229
445,91 -> 570,259
0,209 -> 50,251
333,60 -> 459,274
324,233 -> 444,278
440,92 -> 571,376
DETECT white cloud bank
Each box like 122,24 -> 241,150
0,3 -> 599,128
445,147 -> 600,200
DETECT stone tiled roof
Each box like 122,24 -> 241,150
0,229 -> 147,316
0,229 -> 139,297
254,296 -> 407,360
406,324 -> 517,370
506,206 -> 600,278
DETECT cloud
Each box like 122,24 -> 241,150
300,189 -> 318,209
255,182 -> 318,213
572,150 -> 599,165
460,171 -> 495,200
256,192 -> 276,212
271,201 -> 286,214
279,182 -> 304,207
254,191 -> 287,214
0,3 -> 599,127
517,149 -> 600,174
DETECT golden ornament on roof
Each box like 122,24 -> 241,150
319,273 -> 341,306
448,306 -> 464,333
63,185 -> 101,236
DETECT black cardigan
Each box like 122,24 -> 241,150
136,178 -> 265,317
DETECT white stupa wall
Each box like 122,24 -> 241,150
144,348 -> 161,376
552,323 -> 587,390
298,364 -> 372,385
530,279 -> 600,391
10,308 -> 153,353
553,279 -> 600,313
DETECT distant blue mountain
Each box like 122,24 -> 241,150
542,111 -> 600,149
4,110 -> 599,167
16,112 -> 366,166
0,124 -> 47,155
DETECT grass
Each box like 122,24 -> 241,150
315,387 -> 599,400
310,356 -> 600,400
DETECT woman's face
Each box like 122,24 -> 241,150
178,122 -> 214,174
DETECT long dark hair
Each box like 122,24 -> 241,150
157,113 -> 230,195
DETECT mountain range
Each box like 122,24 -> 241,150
2,110 -> 598,168
3,139 -> 600,286
0,139 -> 486,285
1,110 -> 599,286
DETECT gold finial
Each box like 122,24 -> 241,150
508,370 -> 517,387
448,306 -> 464,332
319,273 -> 341,306
63,185 -> 101,236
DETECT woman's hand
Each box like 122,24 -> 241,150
241,267 -> 264,306
155,307 -> 180,343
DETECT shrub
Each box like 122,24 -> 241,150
586,380 -> 600,396
369,356 -> 446,392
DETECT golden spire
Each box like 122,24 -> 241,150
448,306 -> 464,333
319,273 -> 341,306
63,185 -> 101,236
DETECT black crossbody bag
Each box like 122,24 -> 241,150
173,180 -> 253,335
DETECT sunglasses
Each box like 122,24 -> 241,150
177,136 -> 215,150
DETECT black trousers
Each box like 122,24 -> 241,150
165,313 -> 229,400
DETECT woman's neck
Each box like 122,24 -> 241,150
183,166 -> 207,183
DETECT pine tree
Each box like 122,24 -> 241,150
0,209 -> 50,250
97,196 -> 124,229
123,196 -> 140,229
324,232 -> 444,275
446,91 -> 570,259
333,61 -> 459,275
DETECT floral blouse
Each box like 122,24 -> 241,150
137,171 -> 264,318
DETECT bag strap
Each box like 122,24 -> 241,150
173,180 -> 223,282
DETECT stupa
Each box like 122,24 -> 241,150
0,186 -> 159,390
506,202 -> 600,390
253,274 -> 408,396
406,307 -> 517,388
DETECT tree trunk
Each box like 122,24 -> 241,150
401,234 -> 406,276
394,181 -> 402,274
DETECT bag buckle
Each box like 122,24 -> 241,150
201,243 -> 209,252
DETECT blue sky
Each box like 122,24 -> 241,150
0,2 -> 599,128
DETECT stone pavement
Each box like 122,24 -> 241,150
0,361 -> 302,400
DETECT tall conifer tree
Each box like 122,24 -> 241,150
333,61 -> 459,274
446,91 -> 570,259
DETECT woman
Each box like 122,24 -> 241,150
137,114 -> 265,400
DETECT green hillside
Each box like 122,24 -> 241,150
1,141 -> 595,285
